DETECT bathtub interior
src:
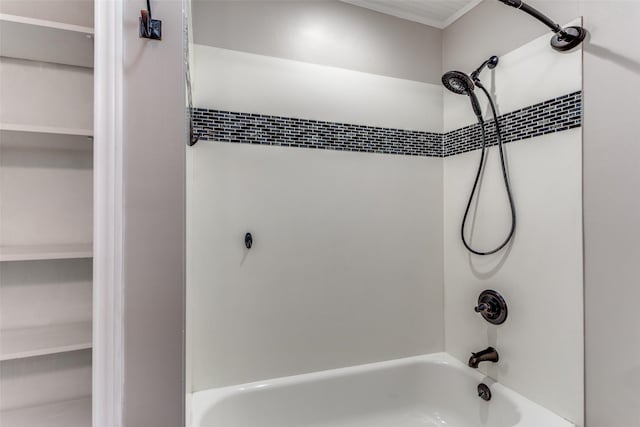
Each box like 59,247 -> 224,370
196,357 -> 521,427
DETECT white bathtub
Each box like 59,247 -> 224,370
191,353 -> 574,427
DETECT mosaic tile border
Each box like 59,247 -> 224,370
443,91 -> 582,156
192,91 -> 582,158
191,110 -> 443,157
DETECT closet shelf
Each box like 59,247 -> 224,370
0,322 -> 92,361
0,127 -> 93,150
0,244 -> 92,262
0,123 -> 93,137
0,14 -> 94,68
0,397 -> 91,427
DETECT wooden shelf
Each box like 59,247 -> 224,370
1,322 -> 92,361
0,126 -> 93,150
0,14 -> 94,68
0,397 -> 91,427
0,244 -> 92,262
0,123 -> 93,137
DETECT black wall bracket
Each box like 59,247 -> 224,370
140,0 -> 162,40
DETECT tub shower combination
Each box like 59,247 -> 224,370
187,1 -> 586,426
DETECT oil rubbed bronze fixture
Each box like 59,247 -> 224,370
442,57 -> 517,256
474,290 -> 508,325
497,0 -> 587,51
468,347 -> 499,368
477,383 -> 492,401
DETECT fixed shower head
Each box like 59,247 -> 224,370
442,70 -> 475,95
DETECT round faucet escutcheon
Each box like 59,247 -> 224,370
474,290 -> 508,325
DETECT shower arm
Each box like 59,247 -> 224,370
497,0 -> 587,51
498,0 -> 571,38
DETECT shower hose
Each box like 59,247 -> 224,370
461,81 -> 516,256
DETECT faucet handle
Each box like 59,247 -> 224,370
474,302 -> 495,315
475,290 -> 508,325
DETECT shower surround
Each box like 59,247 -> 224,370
187,2 -> 583,425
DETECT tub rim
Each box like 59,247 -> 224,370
189,352 -> 575,427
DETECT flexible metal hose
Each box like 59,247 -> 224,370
460,81 -> 516,255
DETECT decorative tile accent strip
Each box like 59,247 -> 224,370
192,109 -> 443,157
444,91 -> 582,157
192,91 -> 581,158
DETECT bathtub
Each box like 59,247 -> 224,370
191,352 -> 574,427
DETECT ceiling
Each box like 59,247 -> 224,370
340,0 -> 483,29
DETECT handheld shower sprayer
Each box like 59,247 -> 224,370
441,71 -> 483,122
441,56 -> 517,256
497,0 -> 587,51
441,56 -> 498,122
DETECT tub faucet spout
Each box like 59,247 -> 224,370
468,347 -> 499,368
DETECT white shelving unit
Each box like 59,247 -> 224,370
0,6 -> 94,426
0,14 -> 94,68
1,322 -> 92,361
0,398 -> 91,427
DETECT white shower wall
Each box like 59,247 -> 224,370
443,25 -> 583,426
192,45 -> 443,133
188,46 -> 445,390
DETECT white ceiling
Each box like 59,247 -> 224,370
340,0 -> 483,29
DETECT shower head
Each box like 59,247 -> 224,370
442,55 -> 498,95
442,56 -> 499,123
442,71 -> 483,121
442,70 -> 475,95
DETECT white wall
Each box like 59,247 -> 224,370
0,132 -> 93,247
188,44 -> 445,389
581,4 -> 640,426
121,0 -> 186,425
0,259 -> 92,329
188,143 -> 443,389
191,0 -> 442,84
0,351 -> 92,411
193,45 -> 443,133
0,58 -> 93,132
443,28 -> 583,425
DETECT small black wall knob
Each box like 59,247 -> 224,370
244,232 -> 253,249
